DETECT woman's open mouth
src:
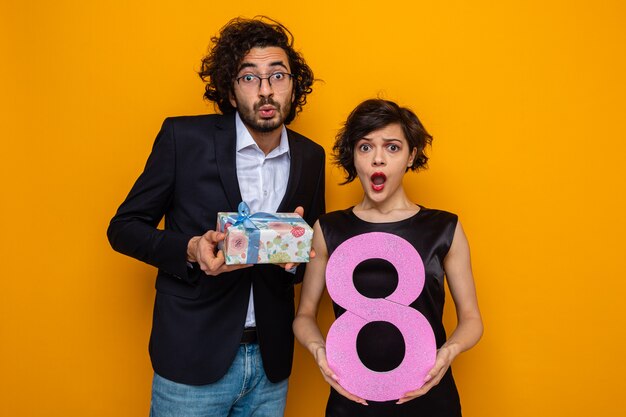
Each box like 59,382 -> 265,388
371,172 -> 386,191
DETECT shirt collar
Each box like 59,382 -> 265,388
235,112 -> 290,158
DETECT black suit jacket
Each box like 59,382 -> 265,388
107,113 -> 325,385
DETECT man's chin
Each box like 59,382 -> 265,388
249,118 -> 283,133
238,106 -> 290,134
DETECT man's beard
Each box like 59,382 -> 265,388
238,97 -> 292,133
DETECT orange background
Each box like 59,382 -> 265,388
2,1 -> 625,416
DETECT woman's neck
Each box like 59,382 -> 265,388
353,190 -> 420,222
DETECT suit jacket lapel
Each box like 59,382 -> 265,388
214,114 -> 243,211
278,129 -> 303,212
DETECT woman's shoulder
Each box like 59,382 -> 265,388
418,205 -> 457,218
319,207 -> 354,223
416,206 -> 460,254
416,205 -> 459,227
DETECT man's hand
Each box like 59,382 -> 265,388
187,230 -> 251,276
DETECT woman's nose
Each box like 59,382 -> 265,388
373,152 -> 385,166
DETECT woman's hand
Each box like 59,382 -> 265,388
396,344 -> 458,404
398,220 -> 484,405
313,344 -> 368,406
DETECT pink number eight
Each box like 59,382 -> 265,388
325,232 -> 436,401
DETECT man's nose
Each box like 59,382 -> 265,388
258,77 -> 274,97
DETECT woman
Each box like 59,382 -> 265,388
293,99 -> 483,416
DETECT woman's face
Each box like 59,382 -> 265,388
353,123 -> 417,204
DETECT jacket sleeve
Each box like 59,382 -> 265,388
107,118 -> 195,282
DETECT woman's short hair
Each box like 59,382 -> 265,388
198,16 -> 314,124
333,99 -> 433,183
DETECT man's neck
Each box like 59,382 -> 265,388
248,127 -> 283,155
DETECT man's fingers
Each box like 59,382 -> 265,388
203,263 -> 252,276
284,262 -> 301,271
223,263 -> 253,272
204,230 -> 224,243
209,250 -> 224,267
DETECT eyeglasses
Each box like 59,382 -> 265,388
235,72 -> 293,91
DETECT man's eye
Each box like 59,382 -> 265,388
272,73 -> 284,80
242,74 -> 256,82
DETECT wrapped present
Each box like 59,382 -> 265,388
217,202 -> 314,265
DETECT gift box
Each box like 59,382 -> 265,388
217,202 -> 314,265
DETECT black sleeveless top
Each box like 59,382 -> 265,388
319,207 -> 462,417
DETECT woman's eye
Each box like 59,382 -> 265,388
387,144 -> 400,152
359,144 -> 371,151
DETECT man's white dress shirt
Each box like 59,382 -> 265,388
235,112 -> 290,327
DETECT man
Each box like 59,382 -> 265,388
107,16 -> 325,417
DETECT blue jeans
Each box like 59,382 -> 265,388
149,343 -> 288,417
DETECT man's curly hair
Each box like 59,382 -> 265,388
334,99 -> 433,184
199,16 -> 314,124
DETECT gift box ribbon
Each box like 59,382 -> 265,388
226,202 -> 306,263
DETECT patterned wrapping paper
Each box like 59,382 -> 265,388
217,202 -> 314,265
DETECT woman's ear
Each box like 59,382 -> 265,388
408,147 -> 418,167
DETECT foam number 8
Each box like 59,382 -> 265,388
325,232 -> 436,402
